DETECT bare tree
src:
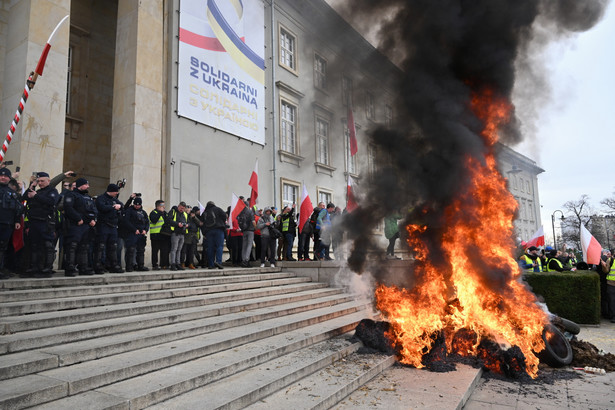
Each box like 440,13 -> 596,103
561,194 -> 593,251
601,190 -> 615,214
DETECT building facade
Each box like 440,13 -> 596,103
0,0 -> 543,240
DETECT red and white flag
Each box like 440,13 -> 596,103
298,183 -> 313,234
230,193 -> 246,231
346,175 -> 358,212
248,159 -> 258,208
580,224 -> 602,265
524,226 -> 545,249
347,106 -> 358,156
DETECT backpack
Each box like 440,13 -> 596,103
237,208 -> 251,231
204,208 -> 217,229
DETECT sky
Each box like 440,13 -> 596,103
326,0 -> 615,245
514,1 -> 615,243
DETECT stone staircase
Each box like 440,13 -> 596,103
0,267 -> 397,409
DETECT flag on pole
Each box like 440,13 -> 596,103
580,224 -> 602,265
347,106 -> 358,156
11,216 -> 24,252
346,175 -> 358,212
230,193 -> 247,230
298,183 -> 313,234
197,200 -> 205,215
248,159 -> 258,208
524,226 -> 545,249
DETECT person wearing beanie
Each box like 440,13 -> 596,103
0,166 -> 23,279
63,177 -> 98,276
93,183 -> 125,274
123,195 -> 149,272
22,171 -> 60,278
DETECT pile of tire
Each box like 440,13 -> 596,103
537,316 -> 580,367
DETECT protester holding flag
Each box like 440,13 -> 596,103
297,184 -> 313,261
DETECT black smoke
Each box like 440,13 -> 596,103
336,0 -> 609,276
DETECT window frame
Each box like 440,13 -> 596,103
281,178 -> 300,210
342,75 -> 353,107
317,188 -> 333,206
280,98 -> 299,155
315,116 -> 330,166
365,91 -> 375,120
345,122 -> 357,175
313,52 -> 327,90
279,24 -> 298,75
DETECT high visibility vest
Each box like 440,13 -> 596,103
149,211 -> 164,234
607,260 -> 615,281
546,258 -> 564,272
522,255 -> 542,272
282,216 -> 290,232
170,210 -> 188,234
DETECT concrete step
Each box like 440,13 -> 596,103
0,272 -> 296,303
32,313 -> 371,410
0,301 -> 370,409
0,282 -> 330,334
244,352 -> 397,410
0,267 -> 280,291
0,276 -> 313,316
1,292 -> 356,378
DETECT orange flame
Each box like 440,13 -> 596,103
376,89 -> 548,378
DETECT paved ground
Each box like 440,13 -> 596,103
464,319 -> 615,409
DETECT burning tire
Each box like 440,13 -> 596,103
552,316 -> 580,335
538,324 -> 573,368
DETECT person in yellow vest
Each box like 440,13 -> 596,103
599,250 -> 615,322
149,200 -> 169,270
545,249 -> 568,272
519,246 -> 542,272
167,201 -> 188,271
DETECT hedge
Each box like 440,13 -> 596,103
525,270 -> 601,325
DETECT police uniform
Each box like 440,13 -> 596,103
123,197 -> 149,271
94,184 -> 124,274
63,178 -> 98,276
24,172 -> 60,277
0,168 -> 23,278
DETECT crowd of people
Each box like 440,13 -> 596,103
0,164 -> 351,279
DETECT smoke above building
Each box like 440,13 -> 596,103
333,0 -> 609,275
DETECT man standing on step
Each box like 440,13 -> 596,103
0,167 -> 23,279
94,184 -> 125,274
168,201 -> 188,271
23,172 -> 60,278
63,178 -> 98,276
123,196 -> 149,272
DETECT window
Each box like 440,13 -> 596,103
318,189 -> 332,205
316,117 -> 329,165
345,123 -> 357,174
66,46 -> 73,114
366,92 -> 375,120
385,104 -> 393,127
280,100 -> 297,154
282,179 -> 299,209
279,26 -> 297,72
512,175 -> 518,190
526,181 -> 531,194
368,144 -> 377,176
342,75 -> 353,106
314,53 -> 327,89
520,178 -> 524,193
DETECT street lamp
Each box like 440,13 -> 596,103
551,210 -> 565,250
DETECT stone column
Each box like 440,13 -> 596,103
0,0 -> 70,176
111,0 -> 164,204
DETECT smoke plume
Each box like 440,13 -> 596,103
336,0 -> 609,277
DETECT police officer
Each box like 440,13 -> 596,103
63,178 -> 98,276
124,196 -> 149,272
23,172 -> 60,278
0,167 -> 23,279
94,184 -> 124,274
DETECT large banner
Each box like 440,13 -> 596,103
178,0 -> 265,145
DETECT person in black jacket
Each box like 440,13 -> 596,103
0,167 -> 23,279
63,178 -> 98,276
202,201 -> 227,269
280,204 -> 297,261
94,184 -> 124,274
123,196 -> 149,272
23,172 -> 60,278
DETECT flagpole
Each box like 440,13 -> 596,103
0,15 -> 69,161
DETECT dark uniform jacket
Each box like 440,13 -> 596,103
125,206 -> 150,233
96,193 -> 123,228
64,189 -> 98,225
25,185 -> 59,222
0,184 -> 22,225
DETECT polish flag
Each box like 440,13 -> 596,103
524,226 -> 545,249
298,183 -> 313,234
197,200 -> 205,215
248,159 -> 258,208
348,106 -> 358,156
11,215 -> 24,252
230,193 -> 246,231
580,224 -> 602,265
346,176 -> 358,212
